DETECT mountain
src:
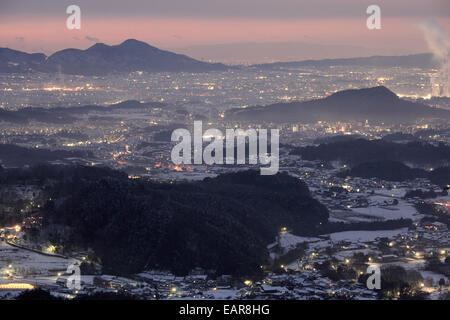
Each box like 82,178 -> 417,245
0,40 -> 228,75
0,48 -> 46,73
227,86 -> 450,123
175,42 -> 408,65
0,43 -> 439,75
252,53 -> 437,69
0,44 -> 439,75
43,39 -> 228,75
11,166 -> 328,276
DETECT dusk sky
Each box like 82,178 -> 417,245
1,0 -> 449,63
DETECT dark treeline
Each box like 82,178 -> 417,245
338,160 -> 449,187
15,288 -> 136,300
291,139 -> 450,167
338,160 -> 428,181
404,189 -> 439,200
415,202 -> 450,227
0,144 -> 93,167
318,218 -> 413,234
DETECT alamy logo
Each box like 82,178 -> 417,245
171,121 -> 279,175
66,261 -> 81,290
366,265 -> 381,289
66,5 -> 81,30
366,5 -> 381,30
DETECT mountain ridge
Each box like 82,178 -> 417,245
0,39 -> 228,75
0,48 -> 46,73
43,39 -> 228,75
0,41 -> 439,74
226,86 -> 450,124
251,53 -> 438,69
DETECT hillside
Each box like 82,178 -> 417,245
0,48 -> 46,73
15,167 -> 328,276
227,86 -> 450,124
0,40 -> 228,75
253,53 -> 437,69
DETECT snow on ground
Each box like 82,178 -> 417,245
334,249 -> 373,260
328,217 -> 350,223
151,171 -> 218,181
329,211 -> 377,223
434,194 -> 450,203
351,203 -> 418,221
203,289 -> 239,299
393,259 -> 426,271
420,270 -> 448,288
268,233 -> 324,259
137,271 -> 177,281
383,258 -> 448,287
375,188 -> 407,198
0,240 -> 70,283
329,228 -> 409,243
273,233 -> 322,251
329,199 -> 420,224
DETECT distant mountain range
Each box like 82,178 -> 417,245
0,39 -> 228,75
174,42 -> 415,65
226,86 -> 450,124
0,39 -> 438,75
252,53 -> 438,69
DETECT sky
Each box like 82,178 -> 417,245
1,0 -> 449,63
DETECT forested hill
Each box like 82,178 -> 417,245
291,139 -> 450,168
12,166 -> 328,276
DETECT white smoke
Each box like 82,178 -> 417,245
419,19 -> 450,97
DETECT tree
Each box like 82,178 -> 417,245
16,288 -> 59,300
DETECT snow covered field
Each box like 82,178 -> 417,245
329,228 -> 409,242
0,240 -> 70,285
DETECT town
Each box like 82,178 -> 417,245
0,62 -> 449,300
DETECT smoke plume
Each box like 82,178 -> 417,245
419,19 -> 450,97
